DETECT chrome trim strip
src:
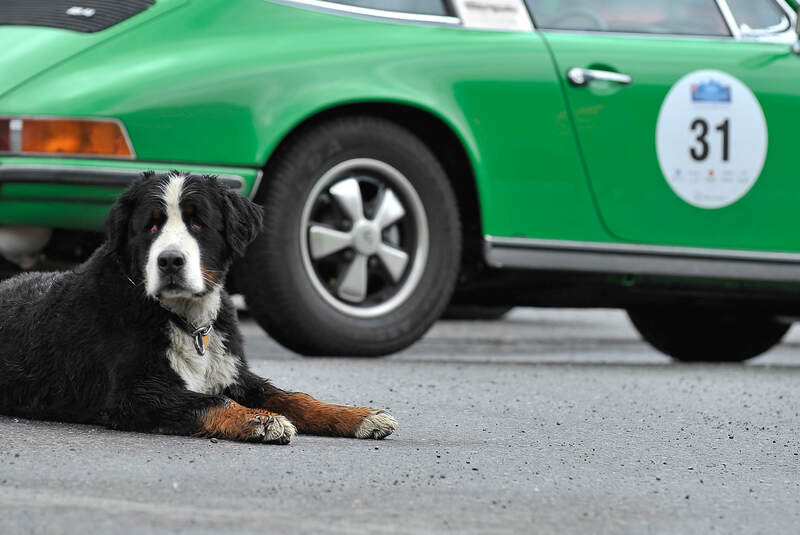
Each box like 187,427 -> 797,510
265,0 -> 460,26
486,236 -> 800,262
776,0 -> 797,22
208,174 -> 246,192
537,28 -> 736,41
248,169 -> 264,201
269,0 -> 536,32
721,0 -> 797,43
715,0 -> 741,39
485,236 -> 800,283
0,165 -> 246,192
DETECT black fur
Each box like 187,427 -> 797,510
0,173 -> 278,436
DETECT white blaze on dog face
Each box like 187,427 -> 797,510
145,175 -> 205,298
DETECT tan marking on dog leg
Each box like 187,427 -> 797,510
198,400 -> 296,444
262,392 -> 397,439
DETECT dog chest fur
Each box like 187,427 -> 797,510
166,324 -> 239,394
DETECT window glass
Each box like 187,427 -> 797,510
330,1 -> 450,16
726,0 -> 789,33
528,0 -> 731,36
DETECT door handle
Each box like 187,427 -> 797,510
567,67 -> 633,87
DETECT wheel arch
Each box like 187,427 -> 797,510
253,101 -> 485,275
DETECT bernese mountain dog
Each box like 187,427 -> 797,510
0,171 -> 397,444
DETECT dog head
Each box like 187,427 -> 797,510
105,171 -> 262,302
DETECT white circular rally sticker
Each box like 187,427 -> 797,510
655,70 -> 767,209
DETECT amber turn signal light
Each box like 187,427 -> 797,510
20,118 -> 133,157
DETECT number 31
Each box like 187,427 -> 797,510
690,118 -> 730,162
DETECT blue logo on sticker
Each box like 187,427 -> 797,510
691,79 -> 731,103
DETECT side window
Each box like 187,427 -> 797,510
527,0 -> 731,37
726,0 -> 791,35
330,1 -> 450,16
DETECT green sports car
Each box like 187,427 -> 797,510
1,0 -> 799,360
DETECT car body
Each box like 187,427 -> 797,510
1,0 -> 799,359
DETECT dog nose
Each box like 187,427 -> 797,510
157,250 -> 185,275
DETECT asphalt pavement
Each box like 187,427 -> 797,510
1,308 -> 799,534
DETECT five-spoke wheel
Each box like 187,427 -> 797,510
235,116 -> 461,356
301,159 -> 428,318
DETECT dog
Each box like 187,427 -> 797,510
0,171 -> 397,444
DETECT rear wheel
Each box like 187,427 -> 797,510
236,116 -> 461,356
627,307 -> 790,362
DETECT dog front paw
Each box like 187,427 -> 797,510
354,409 -> 398,439
248,414 -> 296,445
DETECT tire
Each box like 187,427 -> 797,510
235,116 -> 461,356
441,305 -> 513,320
627,307 -> 790,362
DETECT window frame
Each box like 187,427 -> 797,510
524,0 -> 798,42
271,0 -> 797,40
266,0 -> 461,26
723,0 -> 797,42
526,0 -> 736,39
268,0 -> 538,32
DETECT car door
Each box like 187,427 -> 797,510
527,0 -> 800,253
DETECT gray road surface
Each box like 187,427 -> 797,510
1,308 -> 799,534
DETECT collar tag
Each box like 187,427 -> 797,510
191,325 -> 213,356
160,303 -> 214,356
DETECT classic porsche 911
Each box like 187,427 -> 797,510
1,0 -> 799,360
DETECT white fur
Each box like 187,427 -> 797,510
249,414 -> 296,444
160,278 -> 237,395
165,320 -> 239,395
145,174 -> 205,298
355,410 -> 398,439
161,287 -> 222,330
147,177 -> 234,395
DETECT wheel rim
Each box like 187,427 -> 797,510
299,158 -> 429,318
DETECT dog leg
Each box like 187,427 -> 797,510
229,372 -> 397,439
196,398 -> 296,444
136,392 -> 297,444
260,391 -> 397,439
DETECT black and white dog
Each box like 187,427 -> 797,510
0,172 -> 396,443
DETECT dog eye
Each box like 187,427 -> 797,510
147,209 -> 164,233
191,223 -> 202,231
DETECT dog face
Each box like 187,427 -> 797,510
106,172 -> 262,302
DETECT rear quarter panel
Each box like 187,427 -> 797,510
0,0 -> 607,240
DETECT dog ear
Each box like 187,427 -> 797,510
221,186 -> 263,258
104,171 -> 154,259
105,187 -> 135,258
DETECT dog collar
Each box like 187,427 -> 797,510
188,323 -> 213,356
160,307 -> 214,356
